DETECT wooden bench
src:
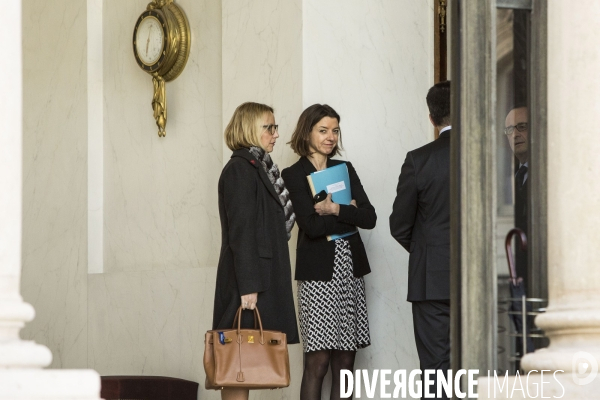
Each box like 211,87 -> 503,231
101,376 -> 199,400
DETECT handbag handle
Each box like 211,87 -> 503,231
231,308 -> 258,329
234,306 -> 265,344
505,228 -> 527,285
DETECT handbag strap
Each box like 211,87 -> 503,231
231,308 -> 258,329
235,306 -> 265,344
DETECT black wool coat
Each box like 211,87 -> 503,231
212,149 -> 299,344
281,157 -> 377,281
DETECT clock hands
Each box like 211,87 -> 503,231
146,24 -> 152,57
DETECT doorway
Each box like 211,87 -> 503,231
449,0 -> 548,383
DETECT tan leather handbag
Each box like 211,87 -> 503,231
203,306 -> 290,390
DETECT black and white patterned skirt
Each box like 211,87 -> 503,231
298,238 -> 371,352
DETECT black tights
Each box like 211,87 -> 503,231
300,350 -> 356,400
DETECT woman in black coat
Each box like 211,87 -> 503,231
281,104 -> 376,400
213,102 -> 298,400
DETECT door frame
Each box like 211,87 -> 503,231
449,0 -> 547,386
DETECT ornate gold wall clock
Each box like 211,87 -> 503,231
133,0 -> 191,137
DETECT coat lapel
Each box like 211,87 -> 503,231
232,149 -> 282,208
299,156 -> 316,175
300,156 -> 339,175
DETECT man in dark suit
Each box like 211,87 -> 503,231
504,106 -> 535,360
390,80 -> 451,399
504,106 -> 529,282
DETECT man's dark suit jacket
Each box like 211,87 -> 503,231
282,157 -> 376,281
390,130 -> 450,301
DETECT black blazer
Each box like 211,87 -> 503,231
390,130 -> 451,301
213,149 -> 299,343
281,157 -> 376,281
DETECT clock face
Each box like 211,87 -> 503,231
132,4 -> 190,80
135,16 -> 165,66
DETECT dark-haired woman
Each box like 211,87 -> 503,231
281,104 -> 376,400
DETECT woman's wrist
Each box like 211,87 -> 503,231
333,203 -> 340,216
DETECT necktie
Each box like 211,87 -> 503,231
515,165 -> 528,189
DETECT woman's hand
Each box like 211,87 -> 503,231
314,193 -> 340,216
241,293 -> 258,310
350,199 -> 357,207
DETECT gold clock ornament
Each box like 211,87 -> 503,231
133,0 -> 191,137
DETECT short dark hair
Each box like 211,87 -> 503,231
288,104 -> 343,158
426,80 -> 451,126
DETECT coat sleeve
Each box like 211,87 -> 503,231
337,162 -> 377,229
389,152 -> 418,252
222,162 -> 266,295
282,165 -> 355,240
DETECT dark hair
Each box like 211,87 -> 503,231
288,104 -> 343,158
426,80 -> 451,126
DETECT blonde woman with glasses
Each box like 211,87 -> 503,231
212,102 -> 299,400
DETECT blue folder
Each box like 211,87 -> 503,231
306,163 -> 357,241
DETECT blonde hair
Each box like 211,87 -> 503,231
225,102 -> 274,151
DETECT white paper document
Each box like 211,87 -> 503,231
326,181 -> 346,194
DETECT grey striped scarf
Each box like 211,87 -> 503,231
248,147 -> 296,239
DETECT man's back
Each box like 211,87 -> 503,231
390,80 -> 452,399
390,131 -> 450,301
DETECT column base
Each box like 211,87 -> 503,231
522,307 -> 600,373
522,348 -> 600,376
0,369 -> 101,399
0,339 -> 52,368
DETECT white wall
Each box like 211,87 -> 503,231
21,0 -> 434,397
222,0 -> 303,170
302,0 -> 434,393
87,0 -> 223,385
21,0 -> 89,369
101,0 -> 222,275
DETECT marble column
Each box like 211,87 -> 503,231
520,0 -> 600,379
479,0 -> 600,398
0,1 -> 100,398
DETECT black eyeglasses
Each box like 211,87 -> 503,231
262,124 -> 279,135
504,122 -> 528,136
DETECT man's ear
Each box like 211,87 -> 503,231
429,114 -> 436,127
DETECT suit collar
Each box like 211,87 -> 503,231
231,148 -> 282,208
439,129 -> 451,139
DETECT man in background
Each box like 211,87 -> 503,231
504,106 -> 536,360
390,80 -> 451,399
504,106 -> 529,281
